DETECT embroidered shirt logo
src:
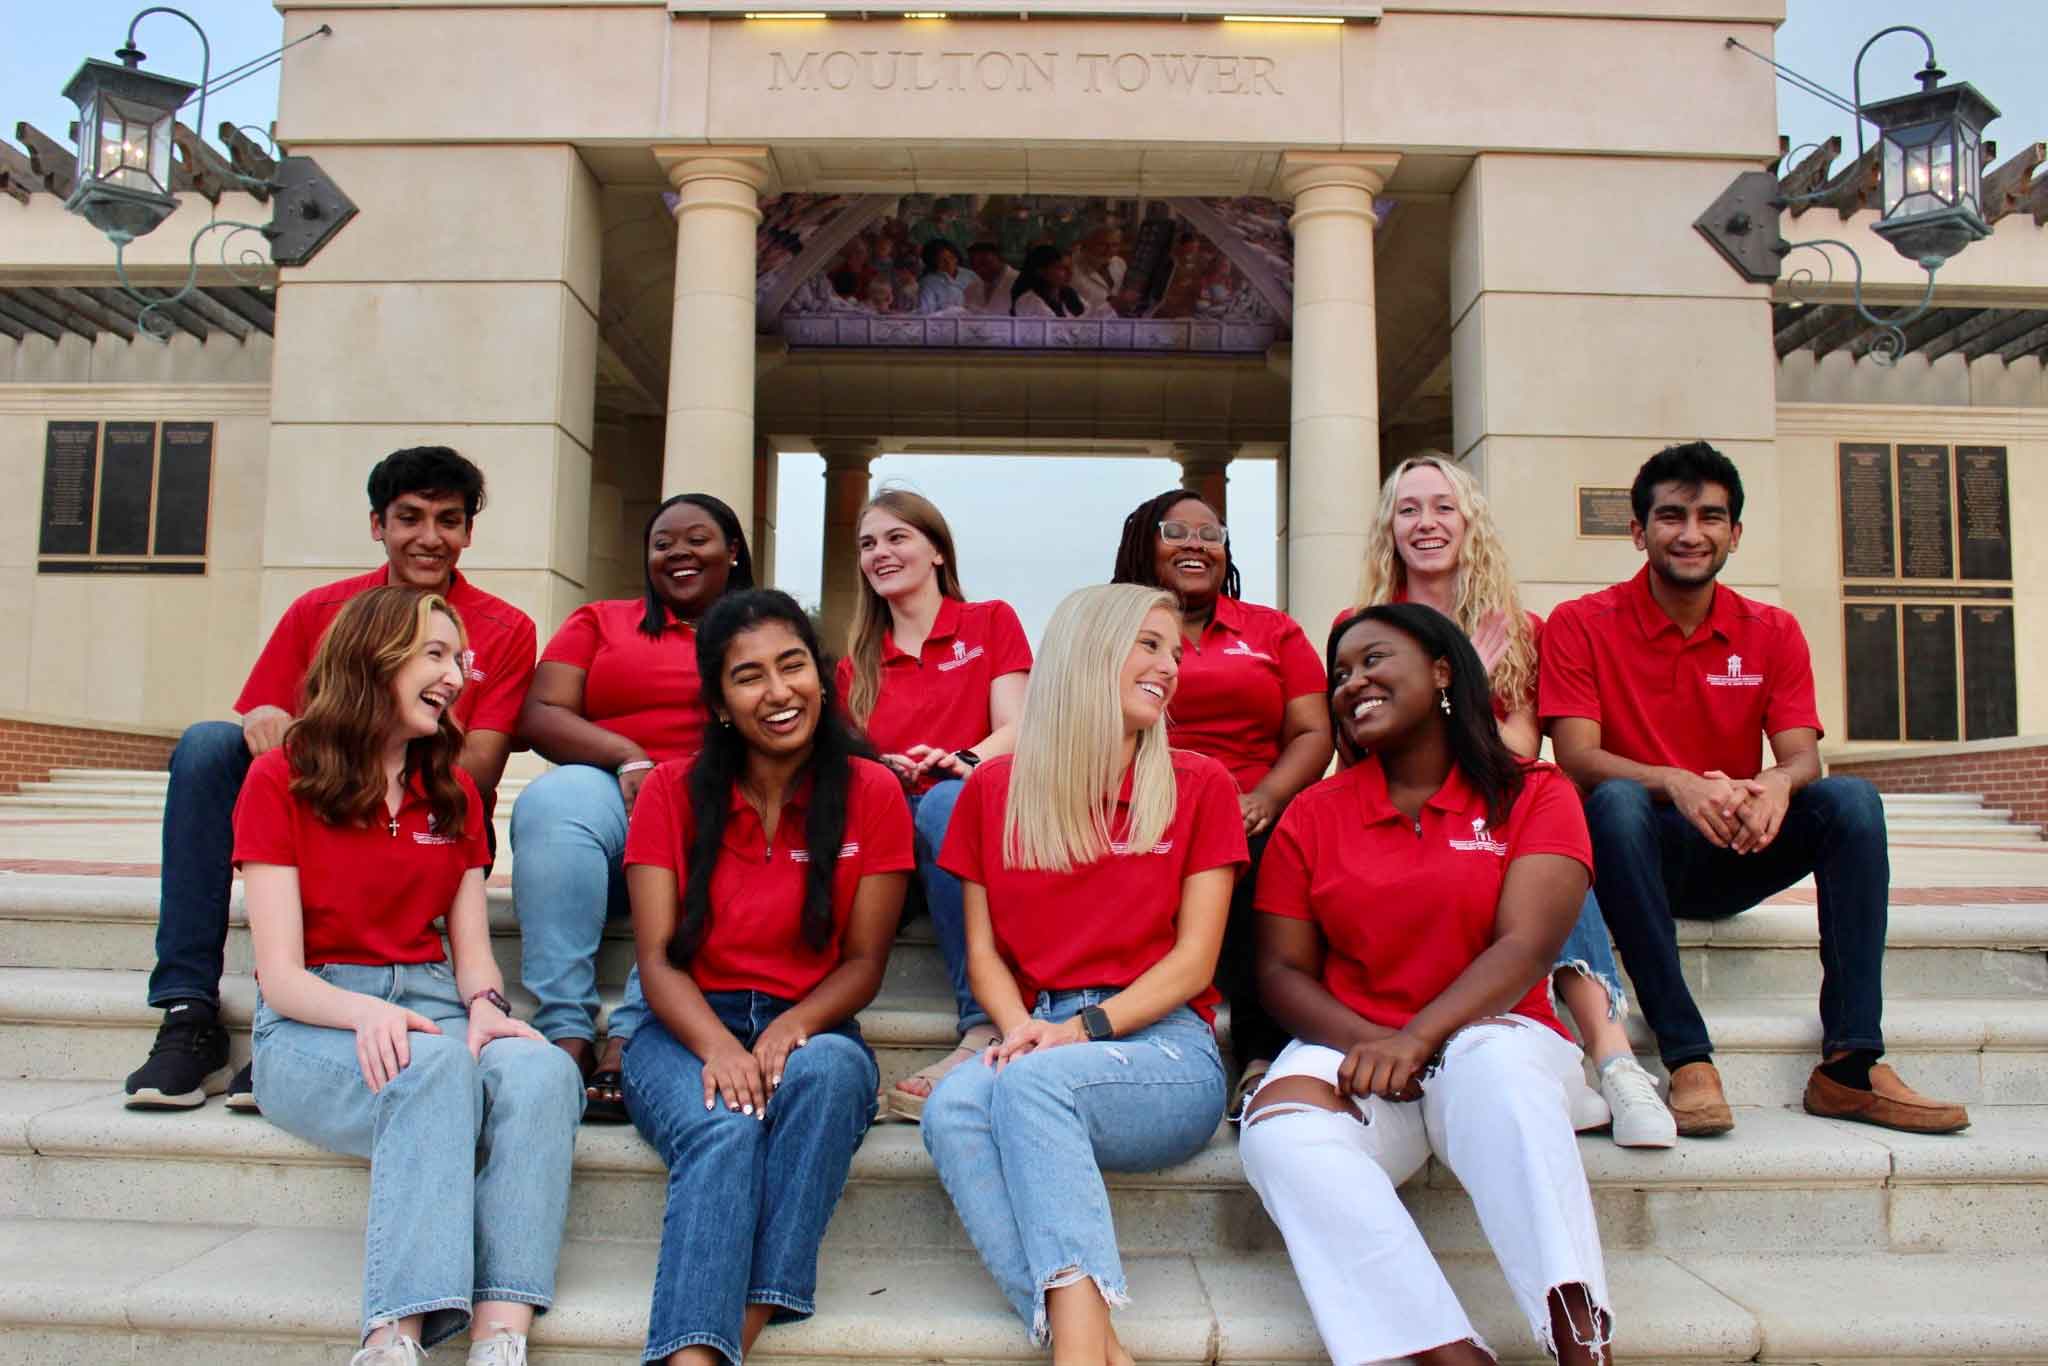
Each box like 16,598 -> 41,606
789,842 -> 862,863
1447,818 -> 1509,856
412,815 -> 458,847
461,647 -> 485,683
1704,653 -> 1764,688
1222,639 -> 1274,663
1107,839 -> 1176,856
936,639 -> 985,673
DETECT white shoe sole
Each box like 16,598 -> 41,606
124,1063 -> 232,1110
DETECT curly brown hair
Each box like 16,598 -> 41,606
287,587 -> 470,839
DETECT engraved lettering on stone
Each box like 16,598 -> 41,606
767,49 -> 1282,96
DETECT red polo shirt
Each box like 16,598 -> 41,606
937,749 -> 1248,1022
542,599 -> 709,764
1538,568 -> 1823,779
232,748 -> 489,967
623,756 -> 914,1000
235,568 -> 536,737
1170,596 -> 1325,793
1330,603 -> 1544,722
836,597 -> 1032,794
1257,758 -> 1589,1040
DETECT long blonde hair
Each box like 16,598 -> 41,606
1356,454 -> 1537,711
1003,585 -> 1179,873
844,488 -> 966,730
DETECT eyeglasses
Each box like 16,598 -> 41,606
1159,520 -> 1228,546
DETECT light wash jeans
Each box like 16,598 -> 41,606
252,961 -> 584,1347
623,992 -> 879,1366
510,763 -> 649,1046
909,779 -> 989,1034
1554,890 -> 1627,1023
922,990 -> 1226,1344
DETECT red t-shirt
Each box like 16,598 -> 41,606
836,597 -> 1033,794
235,568 -> 536,737
1256,758 -> 1590,1040
623,756 -> 915,1000
542,598 -> 708,764
937,749 -> 1249,1022
232,748 -> 489,967
1538,568 -> 1824,780
1169,596 -> 1325,793
1329,602 -> 1544,723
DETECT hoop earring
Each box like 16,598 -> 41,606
1438,688 -> 1452,716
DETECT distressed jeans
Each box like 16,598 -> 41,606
910,779 -> 989,1034
1553,890 -> 1628,1023
252,961 -> 584,1347
922,990 -> 1226,1344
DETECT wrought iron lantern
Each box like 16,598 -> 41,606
61,53 -> 196,243
1861,71 -> 1998,269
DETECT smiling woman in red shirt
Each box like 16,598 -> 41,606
836,489 -> 1033,1121
1109,488 -> 1332,1111
1240,602 -> 1610,1366
620,589 -> 913,1366
239,588 -> 581,1365
511,493 -> 756,1123
923,583 -> 1246,1363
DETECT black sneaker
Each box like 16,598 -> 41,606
123,1000 -> 231,1109
223,1060 -> 259,1113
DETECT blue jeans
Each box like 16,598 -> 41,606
1553,890 -> 1627,1023
911,779 -> 988,1034
510,763 -> 649,1046
1583,776 -> 1889,1069
922,991 -> 1226,1344
252,962 -> 583,1347
148,720 -> 251,1007
623,992 -> 879,1366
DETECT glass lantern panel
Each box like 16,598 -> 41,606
102,96 -> 164,191
1883,137 -> 1905,215
150,116 -> 174,194
1931,138 -> 1955,205
99,109 -> 128,185
1961,126 -> 1981,213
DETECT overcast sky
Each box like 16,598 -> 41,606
9,1 -> 2040,642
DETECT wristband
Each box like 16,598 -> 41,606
466,987 -> 511,1016
953,749 -> 982,769
617,759 -> 656,777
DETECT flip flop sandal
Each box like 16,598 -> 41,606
585,1068 -> 630,1125
885,1023 -> 1001,1123
1228,1059 -> 1272,1126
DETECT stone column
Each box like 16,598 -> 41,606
752,435 -> 780,587
1171,442 -> 1236,524
654,147 -> 772,526
1279,152 -> 1399,638
816,437 -> 880,649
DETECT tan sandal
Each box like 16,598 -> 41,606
1229,1058 -> 1272,1125
886,1024 -> 1000,1123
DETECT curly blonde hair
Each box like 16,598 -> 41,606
1354,454 -> 1537,713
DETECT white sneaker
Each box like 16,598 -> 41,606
349,1337 -> 425,1366
1600,1055 -> 1679,1148
467,1329 -> 529,1366
1567,1073 -> 1611,1132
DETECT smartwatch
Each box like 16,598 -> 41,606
1080,1005 -> 1115,1041
953,749 -> 983,769
467,987 -> 512,1016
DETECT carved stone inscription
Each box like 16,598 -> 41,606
1956,446 -> 2012,582
38,421 -> 97,556
1836,443 -> 1895,578
768,49 -> 1282,96
1842,604 -> 1900,742
1896,444 -> 1954,580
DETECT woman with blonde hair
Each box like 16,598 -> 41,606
1343,454 -> 1675,1148
838,488 -> 1032,1120
239,588 -> 582,1365
923,584 -> 1246,1364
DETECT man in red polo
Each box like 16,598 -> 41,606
1541,442 -> 1966,1138
124,447 -> 537,1112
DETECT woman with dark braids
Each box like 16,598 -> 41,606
1109,489 -> 1331,1114
620,589 -> 913,1366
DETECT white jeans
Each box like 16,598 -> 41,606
1238,1018 -> 1610,1363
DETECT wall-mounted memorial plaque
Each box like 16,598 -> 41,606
1896,444 -> 1954,580
1843,603 -> 1901,741
1902,604 -> 1959,741
1962,604 -> 2017,740
1837,443 -> 1895,578
1576,486 -> 1634,539
1956,446 -> 2012,582
37,422 -> 98,556
97,421 -> 156,557
155,422 -> 214,557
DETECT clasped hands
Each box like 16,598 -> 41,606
1670,767 -> 1792,854
700,1014 -> 811,1118
882,743 -> 974,786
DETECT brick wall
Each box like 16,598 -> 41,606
1829,741 -> 2048,832
0,717 -> 180,795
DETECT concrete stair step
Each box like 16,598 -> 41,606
3,1215 -> 2043,1363
5,1081 -> 2043,1258
1877,792 -> 1990,809
1882,820 -> 2044,843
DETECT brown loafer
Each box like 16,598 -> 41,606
1804,1062 -> 1970,1134
1666,1060 -> 1734,1137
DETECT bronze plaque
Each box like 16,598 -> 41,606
1902,604 -> 1959,741
37,421 -> 98,556
1577,486 -> 1634,538
1956,446 -> 2012,582
155,422 -> 214,557
1962,605 -> 2017,740
1896,444 -> 1954,580
1842,603 -> 1900,741
97,421 -> 156,558
1842,584 -> 2011,602
1836,443 -> 1895,578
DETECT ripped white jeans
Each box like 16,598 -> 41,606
1239,1019 -> 1611,1363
